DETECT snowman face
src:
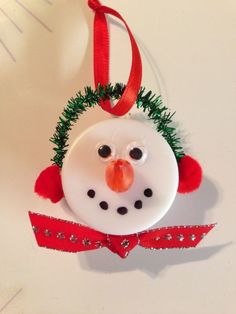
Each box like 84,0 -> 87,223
62,119 -> 178,235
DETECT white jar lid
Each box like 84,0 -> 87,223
62,118 -> 178,235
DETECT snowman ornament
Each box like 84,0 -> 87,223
29,1 -> 215,258
30,84 -> 215,258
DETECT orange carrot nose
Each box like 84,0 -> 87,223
105,159 -> 134,192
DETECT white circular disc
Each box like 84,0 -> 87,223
62,119 -> 178,235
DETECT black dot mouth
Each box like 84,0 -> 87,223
117,206 -> 128,215
99,201 -> 109,210
134,200 -> 142,209
144,188 -> 153,197
86,187 -> 153,215
87,189 -> 95,198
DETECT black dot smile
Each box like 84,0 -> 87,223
87,189 -> 95,198
144,188 -> 153,197
134,200 -> 142,209
117,206 -> 128,215
99,201 -> 109,210
86,187 -> 153,215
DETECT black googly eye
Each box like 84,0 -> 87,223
127,143 -> 147,164
98,145 -> 112,158
129,147 -> 143,160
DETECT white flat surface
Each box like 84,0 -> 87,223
62,118 -> 178,235
0,0 -> 235,313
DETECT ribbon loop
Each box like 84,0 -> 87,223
88,0 -> 142,116
88,0 -> 102,11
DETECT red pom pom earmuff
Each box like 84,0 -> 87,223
177,155 -> 202,193
34,165 -> 64,203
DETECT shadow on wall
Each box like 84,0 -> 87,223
78,176 -> 225,277
79,243 -> 228,278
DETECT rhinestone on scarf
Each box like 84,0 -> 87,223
190,234 -> 196,241
95,241 -> 102,248
201,233 -> 206,239
44,229 -> 51,237
177,234 -> 184,242
32,226 -> 38,233
57,232 -> 65,240
69,235 -> 78,243
121,239 -> 130,248
165,234 -> 172,240
82,238 -> 91,246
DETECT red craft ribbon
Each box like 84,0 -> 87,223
29,212 -> 216,259
88,0 -> 142,116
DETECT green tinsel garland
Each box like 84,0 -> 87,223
50,83 -> 185,168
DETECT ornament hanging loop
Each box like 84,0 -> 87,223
88,0 -> 142,116
88,0 -> 102,11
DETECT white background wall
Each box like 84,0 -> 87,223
0,0 -> 235,313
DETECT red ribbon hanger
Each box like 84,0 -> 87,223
29,212 -> 215,258
88,0 -> 142,116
